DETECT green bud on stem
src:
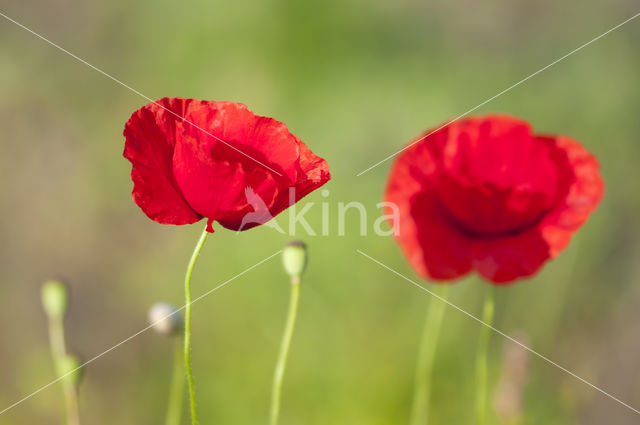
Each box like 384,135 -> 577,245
41,280 -> 70,319
282,240 -> 307,283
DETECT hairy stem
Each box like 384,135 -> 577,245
184,226 -> 209,425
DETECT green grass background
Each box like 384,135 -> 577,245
1,0 -> 639,424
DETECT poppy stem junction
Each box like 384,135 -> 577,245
183,226 -> 209,425
410,285 -> 449,425
475,286 -> 495,425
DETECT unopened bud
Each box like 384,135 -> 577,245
282,240 -> 307,282
148,303 -> 183,336
57,354 -> 83,388
41,280 -> 69,319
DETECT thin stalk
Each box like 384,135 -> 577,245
63,386 -> 80,425
166,338 -> 185,425
47,316 -> 80,425
475,287 -> 495,425
269,277 -> 301,425
48,317 -> 66,359
410,285 -> 449,425
184,226 -> 209,425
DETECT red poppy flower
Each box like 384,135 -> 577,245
123,97 -> 330,232
385,115 -> 603,284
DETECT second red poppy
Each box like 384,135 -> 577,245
385,115 -> 604,284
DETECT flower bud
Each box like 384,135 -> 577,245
282,240 -> 307,281
57,354 -> 83,388
148,303 -> 183,336
41,280 -> 70,319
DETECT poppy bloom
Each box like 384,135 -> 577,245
385,115 -> 603,284
124,98 -> 330,232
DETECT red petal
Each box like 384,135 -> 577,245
123,98 -> 202,225
470,230 -> 552,284
173,148 -> 280,228
174,101 -> 330,231
469,135 -> 603,284
436,116 -> 559,236
385,136 -> 472,281
293,140 -> 332,200
538,135 -> 604,256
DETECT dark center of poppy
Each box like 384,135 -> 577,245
435,175 -> 557,237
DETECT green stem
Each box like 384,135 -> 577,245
47,316 -> 80,425
63,386 -> 80,425
269,277 -> 301,425
410,285 -> 449,425
184,226 -> 209,425
49,317 -> 66,359
166,339 -> 185,425
475,287 -> 495,425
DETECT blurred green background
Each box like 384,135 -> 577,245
1,0 -> 640,424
